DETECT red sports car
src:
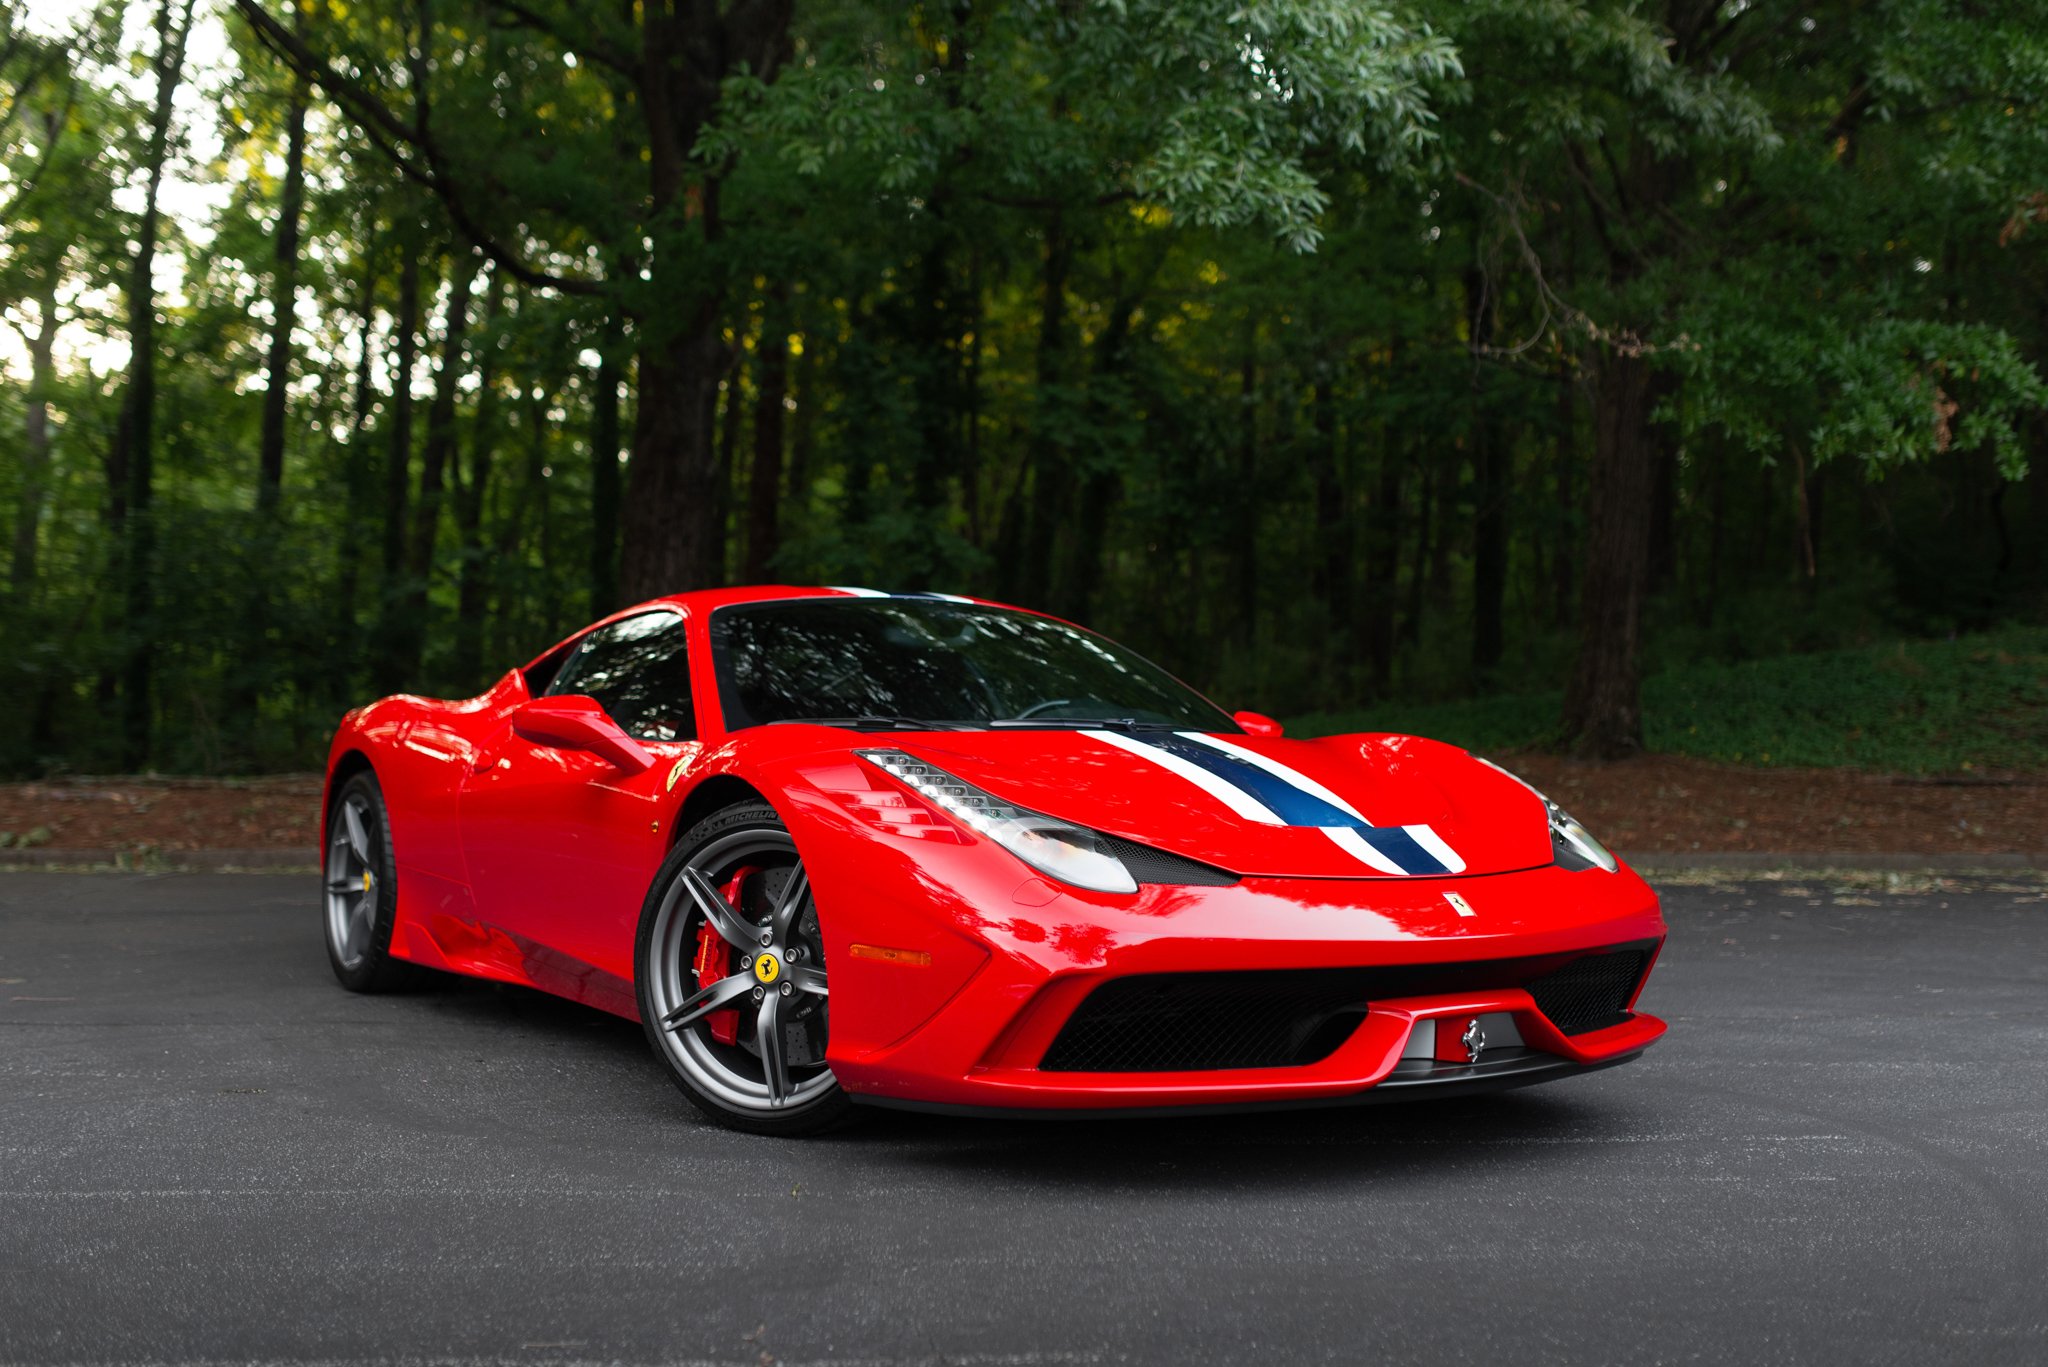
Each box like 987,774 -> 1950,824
322,586 -> 1666,1133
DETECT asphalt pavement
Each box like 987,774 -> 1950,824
2,870 -> 2045,1366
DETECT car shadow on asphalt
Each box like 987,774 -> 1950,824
835,1090 -> 1636,1191
404,970 -> 1644,1190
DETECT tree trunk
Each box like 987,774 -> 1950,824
1399,444 -> 1434,649
1232,335 -> 1259,654
8,274 -> 59,592
1561,349 -> 1658,759
1466,269 -> 1507,678
1052,274 -> 1151,622
715,346 -> 746,583
381,246 -> 423,579
1701,431 -> 1726,625
615,0 -> 793,602
1309,375 -> 1344,609
1363,427 -> 1403,695
107,0 -> 195,769
1011,209 -> 1072,608
744,285 -> 789,583
412,254 -> 477,582
523,385 -> 564,633
1552,369 -> 1577,627
619,307 -> 728,600
588,310 -> 623,616
256,53 -> 308,515
372,239 -> 424,693
392,251 -> 478,682
333,245 -> 379,662
785,329 -> 817,529
454,272 -> 507,688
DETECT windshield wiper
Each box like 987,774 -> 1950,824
769,714 -> 978,731
987,717 -> 1185,731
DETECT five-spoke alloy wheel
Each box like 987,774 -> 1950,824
322,771 -> 418,991
635,801 -> 851,1134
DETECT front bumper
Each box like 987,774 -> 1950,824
795,792 -> 1668,1113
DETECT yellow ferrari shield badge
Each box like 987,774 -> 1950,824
665,758 -> 685,792
753,953 -> 782,985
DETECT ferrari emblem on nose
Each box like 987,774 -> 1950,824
1443,891 -> 1475,918
1461,1018 -> 1487,1064
753,952 -> 782,985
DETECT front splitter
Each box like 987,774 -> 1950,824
847,1047 -> 1645,1121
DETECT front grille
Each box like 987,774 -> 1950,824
1099,834 -> 1238,886
1036,942 -> 1657,1072
1525,947 -> 1651,1035
1038,970 -> 1373,1072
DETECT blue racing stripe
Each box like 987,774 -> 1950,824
1137,734 -> 1366,829
1355,826 -> 1451,877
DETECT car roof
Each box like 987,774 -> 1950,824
523,585 -> 1057,673
632,584 -> 1005,615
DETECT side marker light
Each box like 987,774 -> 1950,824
849,943 -> 932,967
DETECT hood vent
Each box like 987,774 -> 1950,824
1098,834 -> 1238,887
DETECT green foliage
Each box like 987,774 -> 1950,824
1296,628 -> 2048,774
2,0 -> 2046,776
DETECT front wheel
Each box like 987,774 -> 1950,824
635,801 -> 853,1135
322,771 -> 420,992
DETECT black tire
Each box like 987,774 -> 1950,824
634,800 -> 855,1136
321,770 -> 422,992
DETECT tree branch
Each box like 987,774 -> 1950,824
231,0 -> 604,296
476,0 -> 635,78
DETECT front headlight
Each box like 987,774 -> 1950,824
1548,803 -> 1618,873
856,749 -> 1139,894
1475,756 -> 1619,874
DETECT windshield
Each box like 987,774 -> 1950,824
709,598 -> 1236,732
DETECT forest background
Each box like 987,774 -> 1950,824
2,0 -> 2044,780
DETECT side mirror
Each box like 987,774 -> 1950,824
1233,710 -> 1284,738
512,695 -> 655,773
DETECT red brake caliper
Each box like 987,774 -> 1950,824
691,866 -> 759,1045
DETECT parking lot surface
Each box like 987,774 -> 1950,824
2,871 -> 2044,1365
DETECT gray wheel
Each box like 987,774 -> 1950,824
635,801 -> 851,1134
321,771 -> 418,992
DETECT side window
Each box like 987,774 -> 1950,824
546,612 -> 696,741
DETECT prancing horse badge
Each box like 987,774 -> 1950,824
1443,891 -> 1476,918
1461,1018 -> 1487,1063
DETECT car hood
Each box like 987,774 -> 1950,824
886,729 -> 1554,879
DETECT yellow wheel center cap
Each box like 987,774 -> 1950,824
362,872 -> 373,892
753,953 -> 781,985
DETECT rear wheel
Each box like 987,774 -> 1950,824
635,801 -> 851,1135
322,771 -> 420,992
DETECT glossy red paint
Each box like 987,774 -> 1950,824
323,584 -> 1669,1114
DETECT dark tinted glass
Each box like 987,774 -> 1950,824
709,598 -> 1233,731
547,612 -> 696,741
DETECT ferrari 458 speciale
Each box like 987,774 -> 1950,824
321,586 -> 1666,1133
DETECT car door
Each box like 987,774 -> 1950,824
458,610 -> 702,1009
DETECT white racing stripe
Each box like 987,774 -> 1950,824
1403,823 -> 1467,874
826,585 -> 889,597
1321,826 -> 1409,876
1091,730 -> 1286,825
1177,732 -> 1368,820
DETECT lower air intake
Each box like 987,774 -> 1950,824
1035,941 -> 1658,1072
1038,969 -> 1373,1072
1525,948 -> 1652,1035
